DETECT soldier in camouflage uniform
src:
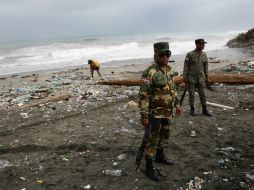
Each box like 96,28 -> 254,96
183,39 -> 211,116
139,42 -> 182,181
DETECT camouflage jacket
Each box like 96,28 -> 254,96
183,49 -> 208,83
139,63 -> 179,119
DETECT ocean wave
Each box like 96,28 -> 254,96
0,31 -> 241,75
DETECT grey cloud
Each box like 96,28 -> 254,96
0,0 -> 253,41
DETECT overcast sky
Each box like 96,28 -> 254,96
0,0 -> 253,41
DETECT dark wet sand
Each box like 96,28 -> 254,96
0,48 -> 254,190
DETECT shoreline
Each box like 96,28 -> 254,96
1,47 -> 253,78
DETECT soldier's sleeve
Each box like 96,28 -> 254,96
203,53 -> 209,79
139,70 -> 151,118
183,53 -> 190,78
172,77 -> 180,107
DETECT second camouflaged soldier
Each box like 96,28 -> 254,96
139,42 -> 182,181
183,39 -> 212,116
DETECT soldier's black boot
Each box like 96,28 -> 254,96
155,149 -> 175,165
202,105 -> 212,116
190,105 -> 196,116
146,158 -> 160,181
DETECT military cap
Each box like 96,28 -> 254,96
195,39 -> 207,44
154,42 -> 170,53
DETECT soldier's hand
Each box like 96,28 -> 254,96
175,105 -> 182,116
140,117 -> 149,126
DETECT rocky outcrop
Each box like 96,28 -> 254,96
227,28 -> 254,49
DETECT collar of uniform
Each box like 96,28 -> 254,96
154,62 -> 171,73
194,49 -> 203,54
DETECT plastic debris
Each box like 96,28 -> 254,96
36,179 -> 44,184
129,119 -> 134,124
191,130 -> 196,137
20,177 -> 27,181
104,169 -> 122,177
62,157 -> 69,161
246,173 -> 254,181
213,147 -> 237,156
83,184 -> 91,189
218,159 -> 225,164
20,113 -> 28,119
117,154 -> 127,160
203,171 -> 212,175
125,101 -> 138,108
207,102 -> 234,110
187,176 -> 204,190
0,159 -> 10,169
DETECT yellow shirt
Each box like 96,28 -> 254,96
90,59 -> 100,67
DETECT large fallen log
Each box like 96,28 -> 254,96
12,93 -> 71,111
98,74 -> 254,86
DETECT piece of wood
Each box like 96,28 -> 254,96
12,93 -> 71,111
207,101 -> 234,110
98,74 -> 254,86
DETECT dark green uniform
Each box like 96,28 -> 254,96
139,63 -> 179,159
183,49 -> 208,106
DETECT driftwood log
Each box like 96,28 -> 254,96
98,74 -> 254,86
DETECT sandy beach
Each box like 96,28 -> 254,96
0,47 -> 254,190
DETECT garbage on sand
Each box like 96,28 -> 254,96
187,176 -> 204,190
104,169 -> 122,177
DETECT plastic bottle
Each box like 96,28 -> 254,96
104,169 -> 122,177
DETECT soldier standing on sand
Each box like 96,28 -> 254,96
183,39 -> 212,116
139,42 -> 182,181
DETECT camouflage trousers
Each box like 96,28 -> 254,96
145,118 -> 171,159
188,81 -> 207,106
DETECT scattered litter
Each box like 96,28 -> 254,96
187,176 -> 204,190
129,119 -> 134,124
213,147 -> 237,156
104,169 -> 122,177
246,173 -> 254,181
125,101 -> 138,108
217,127 -> 223,131
203,171 -> 212,175
189,121 -> 194,125
223,179 -> 228,182
20,113 -> 28,119
223,61 -> 254,73
207,102 -> 234,110
191,130 -> 196,137
83,184 -> 91,189
62,157 -> 69,161
218,159 -> 225,164
0,159 -> 10,169
36,179 -> 44,184
113,162 -> 119,166
117,154 -> 127,160
20,177 -> 26,181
